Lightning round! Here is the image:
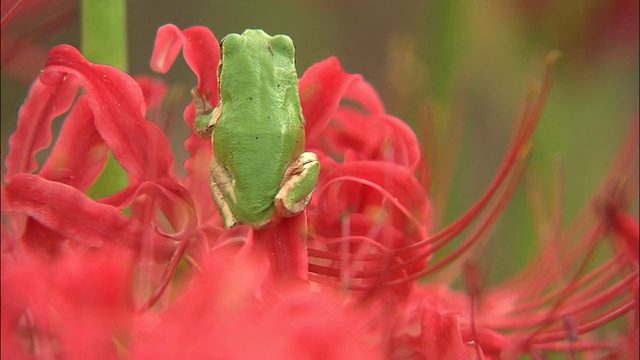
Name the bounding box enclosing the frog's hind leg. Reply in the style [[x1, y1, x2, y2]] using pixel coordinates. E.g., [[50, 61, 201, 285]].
[[275, 152, 321, 217], [210, 158, 239, 228]]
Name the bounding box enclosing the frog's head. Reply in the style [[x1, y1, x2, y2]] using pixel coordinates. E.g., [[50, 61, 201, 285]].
[[221, 29, 295, 62], [217, 29, 299, 99]]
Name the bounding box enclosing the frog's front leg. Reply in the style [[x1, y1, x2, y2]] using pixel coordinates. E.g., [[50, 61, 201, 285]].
[[209, 157, 239, 228], [192, 88, 222, 137], [275, 152, 321, 217]]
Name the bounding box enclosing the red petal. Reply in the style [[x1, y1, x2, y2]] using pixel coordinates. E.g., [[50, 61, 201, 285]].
[[43, 44, 175, 181], [150, 24, 220, 109], [39, 96, 109, 191], [314, 107, 421, 170], [318, 161, 430, 233], [421, 305, 467, 359], [5, 174, 148, 248], [4, 73, 79, 182], [180, 26, 220, 102], [150, 24, 185, 74], [299, 57, 362, 138], [341, 76, 386, 115], [183, 135, 218, 226], [100, 179, 198, 241], [135, 75, 169, 115], [21, 217, 66, 255], [150, 25, 221, 222]]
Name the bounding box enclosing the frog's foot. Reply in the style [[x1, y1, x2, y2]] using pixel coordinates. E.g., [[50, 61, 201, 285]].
[[191, 88, 221, 137], [210, 158, 239, 228], [275, 152, 321, 217]]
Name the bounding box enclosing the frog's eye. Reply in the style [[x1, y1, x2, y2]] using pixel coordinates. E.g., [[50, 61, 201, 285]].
[[271, 35, 295, 57], [220, 33, 241, 54]]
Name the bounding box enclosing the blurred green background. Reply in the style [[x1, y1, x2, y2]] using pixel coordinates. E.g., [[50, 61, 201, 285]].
[[2, 0, 638, 284]]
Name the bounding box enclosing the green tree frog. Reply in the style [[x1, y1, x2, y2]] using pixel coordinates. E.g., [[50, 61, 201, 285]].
[[193, 29, 320, 229]]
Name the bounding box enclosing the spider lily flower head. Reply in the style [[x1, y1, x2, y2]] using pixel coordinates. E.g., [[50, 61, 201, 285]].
[[2, 24, 638, 359]]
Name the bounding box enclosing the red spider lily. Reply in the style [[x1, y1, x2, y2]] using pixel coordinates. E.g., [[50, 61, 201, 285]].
[[2, 24, 638, 359]]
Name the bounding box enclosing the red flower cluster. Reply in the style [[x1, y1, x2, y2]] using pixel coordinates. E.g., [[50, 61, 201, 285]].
[[2, 25, 638, 359]]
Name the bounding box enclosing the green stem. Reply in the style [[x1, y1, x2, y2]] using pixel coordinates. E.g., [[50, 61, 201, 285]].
[[81, 0, 128, 71], [82, 0, 129, 198]]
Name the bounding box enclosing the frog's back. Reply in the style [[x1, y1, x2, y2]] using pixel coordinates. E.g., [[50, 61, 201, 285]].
[[213, 30, 306, 226]]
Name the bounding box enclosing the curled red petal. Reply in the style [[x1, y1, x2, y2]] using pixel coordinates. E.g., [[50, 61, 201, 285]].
[[100, 179, 198, 241], [150, 24, 185, 74], [177, 26, 220, 202], [150, 24, 220, 113], [43, 44, 175, 182], [149, 24, 221, 222], [317, 107, 421, 170], [371, 114, 421, 170], [180, 26, 220, 102], [341, 76, 386, 115], [39, 96, 109, 191], [318, 161, 431, 231], [299, 57, 362, 138], [5, 173, 148, 248], [215, 225, 255, 250], [4, 72, 79, 182]]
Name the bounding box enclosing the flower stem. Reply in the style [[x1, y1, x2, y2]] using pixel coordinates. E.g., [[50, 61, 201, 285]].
[[81, 0, 128, 71], [82, 0, 129, 198], [255, 216, 309, 283]]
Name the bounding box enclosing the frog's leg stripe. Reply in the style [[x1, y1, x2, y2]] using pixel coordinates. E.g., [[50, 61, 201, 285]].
[[210, 157, 239, 228], [276, 152, 320, 217]]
